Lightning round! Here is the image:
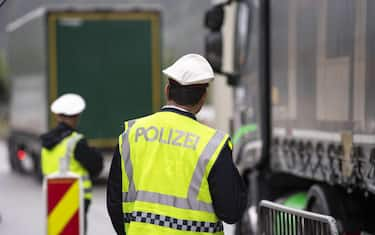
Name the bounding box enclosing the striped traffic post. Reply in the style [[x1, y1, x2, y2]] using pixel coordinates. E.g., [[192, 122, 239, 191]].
[[44, 158, 84, 235]]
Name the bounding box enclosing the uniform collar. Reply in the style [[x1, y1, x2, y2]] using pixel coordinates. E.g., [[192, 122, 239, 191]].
[[40, 122, 75, 149], [161, 105, 196, 120], [58, 121, 76, 132]]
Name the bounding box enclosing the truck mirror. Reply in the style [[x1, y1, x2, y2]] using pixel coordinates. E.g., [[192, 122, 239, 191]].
[[204, 4, 225, 73], [234, 1, 252, 73], [205, 31, 223, 73], [204, 1, 252, 85], [223, 0, 252, 87], [204, 5, 224, 32]]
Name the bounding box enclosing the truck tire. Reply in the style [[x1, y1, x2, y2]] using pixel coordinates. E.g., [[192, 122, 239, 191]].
[[7, 138, 22, 173], [306, 185, 331, 214], [7, 136, 35, 175], [306, 184, 345, 233]]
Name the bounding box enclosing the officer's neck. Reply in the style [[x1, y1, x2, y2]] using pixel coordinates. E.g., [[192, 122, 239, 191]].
[[57, 115, 79, 130], [166, 100, 202, 115]]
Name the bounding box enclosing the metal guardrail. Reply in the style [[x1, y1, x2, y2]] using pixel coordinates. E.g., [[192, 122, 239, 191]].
[[259, 200, 338, 235]]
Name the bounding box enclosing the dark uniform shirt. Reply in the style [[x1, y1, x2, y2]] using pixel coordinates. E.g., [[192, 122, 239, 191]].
[[106, 107, 248, 235], [40, 122, 103, 180]]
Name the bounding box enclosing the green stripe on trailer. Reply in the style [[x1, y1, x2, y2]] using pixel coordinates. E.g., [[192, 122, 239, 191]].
[[283, 192, 308, 210], [232, 123, 257, 145]]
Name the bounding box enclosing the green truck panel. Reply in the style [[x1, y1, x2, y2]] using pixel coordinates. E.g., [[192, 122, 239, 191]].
[[48, 11, 161, 147]]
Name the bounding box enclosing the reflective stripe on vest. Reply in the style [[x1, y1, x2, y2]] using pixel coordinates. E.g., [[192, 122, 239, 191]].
[[65, 135, 92, 199], [121, 124, 225, 213], [122, 120, 137, 202], [64, 133, 83, 166], [124, 211, 224, 233]]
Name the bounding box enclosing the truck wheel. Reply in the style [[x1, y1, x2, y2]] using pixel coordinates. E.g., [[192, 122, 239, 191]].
[[7, 138, 33, 175], [7, 139, 21, 173], [306, 185, 330, 214], [306, 184, 345, 233]]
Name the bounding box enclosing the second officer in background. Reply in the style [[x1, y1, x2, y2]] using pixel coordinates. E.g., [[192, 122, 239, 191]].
[[41, 93, 103, 233]]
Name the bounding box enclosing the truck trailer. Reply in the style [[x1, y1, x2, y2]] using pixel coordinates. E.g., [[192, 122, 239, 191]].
[[205, 0, 375, 234], [6, 5, 161, 179]]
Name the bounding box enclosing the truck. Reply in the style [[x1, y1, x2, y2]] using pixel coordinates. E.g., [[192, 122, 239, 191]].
[[204, 0, 375, 234], [6, 5, 161, 179]]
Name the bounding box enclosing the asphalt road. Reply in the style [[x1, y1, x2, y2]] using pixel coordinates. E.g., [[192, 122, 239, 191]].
[[0, 140, 118, 235], [0, 140, 235, 235]]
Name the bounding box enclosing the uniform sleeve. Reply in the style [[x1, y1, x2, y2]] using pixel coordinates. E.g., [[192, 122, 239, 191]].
[[74, 138, 103, 179], [208, 139, 248, 224], [106, 144, 125, 235]]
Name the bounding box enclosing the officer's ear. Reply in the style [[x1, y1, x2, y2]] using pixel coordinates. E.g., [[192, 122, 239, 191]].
[[165, 83, 170, 100], [198, 89, 208, 107], [201, 89, 208, 102], [193, 90, 208, 114]]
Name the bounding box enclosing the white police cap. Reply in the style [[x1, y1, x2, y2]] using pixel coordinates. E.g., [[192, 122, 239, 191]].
[[162, 54, 214, 86], [51, 93, 86, 116]]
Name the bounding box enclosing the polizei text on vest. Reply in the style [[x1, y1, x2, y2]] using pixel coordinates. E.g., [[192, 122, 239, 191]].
[[135, 126, 200, 150]]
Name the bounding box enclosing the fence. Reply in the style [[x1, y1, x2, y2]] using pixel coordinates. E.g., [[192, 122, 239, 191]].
[[259, 200, 338, 235]]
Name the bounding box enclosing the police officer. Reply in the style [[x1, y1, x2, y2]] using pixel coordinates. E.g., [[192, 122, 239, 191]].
[[107, 54, 247, 235], [41, 93, 103, 233]]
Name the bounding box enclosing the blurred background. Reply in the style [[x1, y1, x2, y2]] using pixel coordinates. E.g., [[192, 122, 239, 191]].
[[3, 0, 375, 235], [0, 0, 213, 129], [0, 0, 210, 54]]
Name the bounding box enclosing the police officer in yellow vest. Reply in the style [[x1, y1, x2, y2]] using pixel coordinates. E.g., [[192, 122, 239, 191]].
[[41, 93, 103, 233], [107, 54, 248, 234]]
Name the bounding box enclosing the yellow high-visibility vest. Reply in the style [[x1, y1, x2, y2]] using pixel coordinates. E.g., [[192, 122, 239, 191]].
[[41, 132, 93, 199], [119, 111, 229, 234]]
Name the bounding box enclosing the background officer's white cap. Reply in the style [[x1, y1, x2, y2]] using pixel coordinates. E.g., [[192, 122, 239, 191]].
[[51, 93, 86, 116], [162, 54, 214, 86]]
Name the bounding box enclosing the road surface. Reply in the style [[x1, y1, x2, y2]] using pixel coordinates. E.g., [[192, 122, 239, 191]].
[[0, 140, 115, 234]]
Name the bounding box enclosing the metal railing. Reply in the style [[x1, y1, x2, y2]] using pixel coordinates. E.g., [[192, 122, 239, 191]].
[[259, 200, 338, 235]]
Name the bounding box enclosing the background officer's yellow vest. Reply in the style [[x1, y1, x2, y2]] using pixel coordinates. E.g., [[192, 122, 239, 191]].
[[41, 132, 93, 199], [120, 112, 229, 234]]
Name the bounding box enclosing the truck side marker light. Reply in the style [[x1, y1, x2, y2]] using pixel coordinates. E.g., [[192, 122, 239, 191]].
[[17, 149, 26, 160]]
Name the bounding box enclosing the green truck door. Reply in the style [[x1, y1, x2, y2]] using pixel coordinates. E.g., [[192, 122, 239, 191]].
[[48, 11, 161, 148]]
